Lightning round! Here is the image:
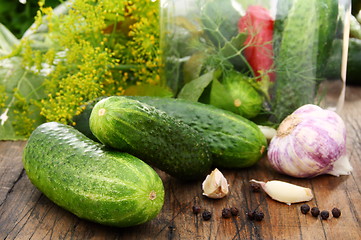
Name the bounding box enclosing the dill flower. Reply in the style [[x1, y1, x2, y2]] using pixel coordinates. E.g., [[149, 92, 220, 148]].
[[1, 0, 163, 138], [38, 0, 162, 124]]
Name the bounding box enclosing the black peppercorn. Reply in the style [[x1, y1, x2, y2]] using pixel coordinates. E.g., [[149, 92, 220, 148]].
[[230, 207, 239, 216], [320, 210, 329, 220], [247, 210, 264, 221], [192, 205, 201, 214], [300, 204, 310, 214], [331, 208, 341, 218], [222, 208, 232, 218], [311, 207, 320, 217], [202, 210, 212, 221], [250, 182, 261, 192], [254, 210, 265, 221]]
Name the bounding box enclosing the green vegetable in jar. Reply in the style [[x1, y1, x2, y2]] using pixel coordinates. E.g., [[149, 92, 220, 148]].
[[221, 71, 263, 119]]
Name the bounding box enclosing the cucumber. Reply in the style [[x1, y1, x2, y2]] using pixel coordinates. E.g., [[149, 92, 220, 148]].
[[23, 122, 164, 227], [89, 96, 212, 181], [127, 96, 267, 168], [325, 38, 361, 86], [273, 0, 339, 122], [76, 96, 267, 168], [221, 71, 263, 119]]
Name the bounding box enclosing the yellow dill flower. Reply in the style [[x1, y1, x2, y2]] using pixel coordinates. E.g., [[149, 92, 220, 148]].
[[3, 0, 163, 134]]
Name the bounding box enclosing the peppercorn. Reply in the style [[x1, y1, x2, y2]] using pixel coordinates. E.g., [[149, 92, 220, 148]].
[[192, 205, 201, 214], [222, 208, 232, 218], [230, 207, 239, 216], [311, 207, 320, 217], [300, 204, 310, 214], [247, 210, 264, 221], [250, 182, 261, 192], [331, 208, 341, 218], [202, 210, 212, 221], [320, 210, 329, 220], [254, 210, 265, 221]]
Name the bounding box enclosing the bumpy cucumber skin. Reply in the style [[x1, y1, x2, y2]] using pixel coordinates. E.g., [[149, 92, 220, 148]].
[[127, 96, 267, 168], [274, 0, 339, 121], [23, 122, 164, 227], [89, 97, 212, 181], [222, 72, 263, 119]]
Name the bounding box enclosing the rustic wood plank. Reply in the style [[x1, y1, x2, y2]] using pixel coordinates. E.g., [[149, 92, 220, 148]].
[[0, 86, 360, 239]]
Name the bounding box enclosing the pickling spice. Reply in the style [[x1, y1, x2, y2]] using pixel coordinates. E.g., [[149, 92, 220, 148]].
[[222, 208, 232, 218], [311, 207, 320, 217], [254, 210, 265, 221], [331, 208, 341, 218], [300, 204, 310, 214], [192, 205, 201, 214], [202, 210, 212, 221], [320, 210, 330, 220], [247, 210, 264, 221]]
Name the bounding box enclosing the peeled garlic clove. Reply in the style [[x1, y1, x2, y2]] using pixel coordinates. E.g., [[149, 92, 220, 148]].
[[250, 179, 313, 205], [202, 168, 229, 199]]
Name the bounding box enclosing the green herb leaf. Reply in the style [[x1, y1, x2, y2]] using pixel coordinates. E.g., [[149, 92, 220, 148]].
[[183, 52, 206, 84], [201, 0, 241, 48], [177, 70, 215, 101], [219, 33, 247, 60], [0, 23, 20, 56]]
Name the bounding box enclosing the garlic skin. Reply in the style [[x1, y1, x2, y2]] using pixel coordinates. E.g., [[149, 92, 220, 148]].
[[250, 179, 313, 205], [268, 104, 353, 178], [202, 168, 229, 199]]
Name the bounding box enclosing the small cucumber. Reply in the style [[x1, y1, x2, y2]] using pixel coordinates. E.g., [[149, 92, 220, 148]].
[[127, 96, 267, 168], [75, 96, 267, 168], [221, 71, 263, 119], [89, 96, 212, 181], [23, 122, 164, 227]]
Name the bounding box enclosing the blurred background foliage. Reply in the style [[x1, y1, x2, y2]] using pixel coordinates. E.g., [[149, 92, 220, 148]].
[[0, 0, 60, 38]]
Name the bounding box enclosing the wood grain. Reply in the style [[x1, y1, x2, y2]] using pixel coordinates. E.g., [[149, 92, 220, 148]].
[[1, 86, 361, 240]]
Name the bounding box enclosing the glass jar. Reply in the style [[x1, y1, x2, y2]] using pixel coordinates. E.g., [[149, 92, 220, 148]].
[[160, 0, 351, 124]]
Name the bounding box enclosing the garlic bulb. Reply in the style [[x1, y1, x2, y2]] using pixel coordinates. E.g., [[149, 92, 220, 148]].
[[202, 168, 229, 199], [250, 179, 313, 205], [268, 104, 353, 178]]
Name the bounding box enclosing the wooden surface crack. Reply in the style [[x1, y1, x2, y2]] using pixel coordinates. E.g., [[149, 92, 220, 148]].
[[0, 169, 25, 208]]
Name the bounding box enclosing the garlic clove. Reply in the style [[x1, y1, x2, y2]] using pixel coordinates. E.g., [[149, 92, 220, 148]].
[[327, 154, 353, 176], [250, 179, 313, 205], [202, 168, 229, 199], [258, 125, 277, 141]]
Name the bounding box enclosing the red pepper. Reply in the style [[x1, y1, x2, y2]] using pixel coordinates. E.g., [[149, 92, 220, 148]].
[[238, 5, 275, 82]]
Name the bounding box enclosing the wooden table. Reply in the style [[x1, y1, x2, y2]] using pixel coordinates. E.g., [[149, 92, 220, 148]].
[[1, 86, 361, 240]]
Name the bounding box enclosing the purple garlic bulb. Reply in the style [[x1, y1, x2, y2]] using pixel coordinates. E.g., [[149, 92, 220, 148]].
[[267, 104, 353, 178]]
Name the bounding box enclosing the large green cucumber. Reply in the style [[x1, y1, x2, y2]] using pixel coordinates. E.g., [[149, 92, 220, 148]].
[[127, 96, 267, 168], [89, 96, 212, 181], [273, 0, 339, 121], [23, 122, 164, 227]]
